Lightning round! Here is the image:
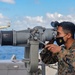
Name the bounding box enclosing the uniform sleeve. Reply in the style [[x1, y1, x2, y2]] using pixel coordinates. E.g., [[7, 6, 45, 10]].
[[40, 48, 58, 64], [58, 47, 75, 68], [70, 49, 75, 68], [57, 47, 68, 60]]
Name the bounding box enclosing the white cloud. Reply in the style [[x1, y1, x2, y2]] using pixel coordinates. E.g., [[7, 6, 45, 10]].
[[1, 12, 75, 30], [0, 13, 10, 26], [46, 13, 63, 19], [11, 12, 75, 30], [11, 13, 75, 29], [0, 13, 4, 18], [45, 12, 75, 23], [25, 16, 44, 23], [0, 0, 15, 4]]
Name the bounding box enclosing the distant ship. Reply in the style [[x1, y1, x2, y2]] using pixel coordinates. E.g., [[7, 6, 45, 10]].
[[0, 22, 10, 29]]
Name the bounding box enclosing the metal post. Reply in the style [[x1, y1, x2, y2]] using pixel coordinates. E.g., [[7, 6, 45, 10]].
[[25, 47, 30, 58], [41, 62, 45, 75]]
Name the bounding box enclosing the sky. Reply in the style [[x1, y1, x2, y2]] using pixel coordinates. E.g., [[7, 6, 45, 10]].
[[0, 0, 75, 30]]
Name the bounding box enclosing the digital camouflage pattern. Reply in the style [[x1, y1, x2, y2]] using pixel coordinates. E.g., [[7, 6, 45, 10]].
[[58, 41, 75, 75], [40, 48, 58, 64], [40, 39, 58, 64], [40, 41, 75, 75]]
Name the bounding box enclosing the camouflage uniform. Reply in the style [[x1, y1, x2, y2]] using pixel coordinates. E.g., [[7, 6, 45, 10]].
[[58, 41, 75, 75], [40, 41, 75, 75]]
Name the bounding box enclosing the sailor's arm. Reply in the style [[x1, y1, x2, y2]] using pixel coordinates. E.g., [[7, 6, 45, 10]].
[[45, 44, 61, 53], [40, 48, 58, 64], [46, 44, 75, 66], [58, 47, 75, 67], [45, 44, 69, 58]]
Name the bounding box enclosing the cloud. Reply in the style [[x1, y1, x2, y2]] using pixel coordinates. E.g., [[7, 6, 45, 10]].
[[0, 13, 4, 18], [11, 12, 75, 30], [0, 0, 15, 4], [0, 13, 10, 25], [45, 12, 75, 23], [1, 12, 75, 30]]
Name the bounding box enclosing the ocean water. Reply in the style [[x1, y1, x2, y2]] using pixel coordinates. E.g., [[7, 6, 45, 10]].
[[0, 46, 24, 60], [0, 41, 57, 60]]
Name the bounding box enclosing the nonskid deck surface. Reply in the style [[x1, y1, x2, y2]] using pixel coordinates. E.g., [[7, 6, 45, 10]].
[[0, 60, 58, 75]]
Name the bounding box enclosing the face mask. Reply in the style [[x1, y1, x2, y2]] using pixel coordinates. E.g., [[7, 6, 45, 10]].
[[56, 37, 65, 46]]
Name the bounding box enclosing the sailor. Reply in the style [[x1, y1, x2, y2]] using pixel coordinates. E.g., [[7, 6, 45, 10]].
[[45, 21, 75, 75]]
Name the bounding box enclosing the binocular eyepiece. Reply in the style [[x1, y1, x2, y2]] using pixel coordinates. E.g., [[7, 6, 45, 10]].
[[51, 21, 59, 28]]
